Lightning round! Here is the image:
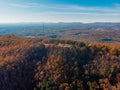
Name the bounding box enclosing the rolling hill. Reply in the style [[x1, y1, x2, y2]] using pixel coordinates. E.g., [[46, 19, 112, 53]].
[[0, 35, 120, 90], [0, 22, 120, 42]]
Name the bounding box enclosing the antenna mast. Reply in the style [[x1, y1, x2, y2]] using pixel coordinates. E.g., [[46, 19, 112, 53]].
[[43, 22, 44, 33]]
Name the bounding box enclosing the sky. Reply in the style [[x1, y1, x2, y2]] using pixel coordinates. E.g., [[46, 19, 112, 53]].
[[0, 0, 120, 23]]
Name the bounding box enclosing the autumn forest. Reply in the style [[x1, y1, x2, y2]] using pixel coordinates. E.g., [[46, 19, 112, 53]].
[[0, 35, 119, 90]]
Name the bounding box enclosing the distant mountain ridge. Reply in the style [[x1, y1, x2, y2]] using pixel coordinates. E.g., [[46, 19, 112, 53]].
[[0, 22, 120, 42]]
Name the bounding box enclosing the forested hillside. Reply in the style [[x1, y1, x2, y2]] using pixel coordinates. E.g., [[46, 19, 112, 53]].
[[0, 35, 120, 90]]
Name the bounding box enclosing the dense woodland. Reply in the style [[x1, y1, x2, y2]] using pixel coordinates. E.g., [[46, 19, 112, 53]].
[[0, 35, 120, 90]]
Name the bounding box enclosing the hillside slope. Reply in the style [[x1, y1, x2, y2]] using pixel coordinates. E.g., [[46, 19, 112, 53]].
[[0, 35, 120, 90]]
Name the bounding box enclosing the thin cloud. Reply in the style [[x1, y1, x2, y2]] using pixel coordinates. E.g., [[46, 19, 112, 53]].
[[9, 3, 43, 8], [9, 3, 120, 15], [39, 11, 120, 16], [50, 5, 120, 13]]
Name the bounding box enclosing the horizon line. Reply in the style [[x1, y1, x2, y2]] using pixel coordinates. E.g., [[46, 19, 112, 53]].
[[0, 21, 120, 24]]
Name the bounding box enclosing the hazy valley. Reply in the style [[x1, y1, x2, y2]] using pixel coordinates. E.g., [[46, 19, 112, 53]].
[[0, 22, 120, 42]]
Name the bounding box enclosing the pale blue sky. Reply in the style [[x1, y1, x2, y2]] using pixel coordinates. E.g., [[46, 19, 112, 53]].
[[0, 0, 120, 23]]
